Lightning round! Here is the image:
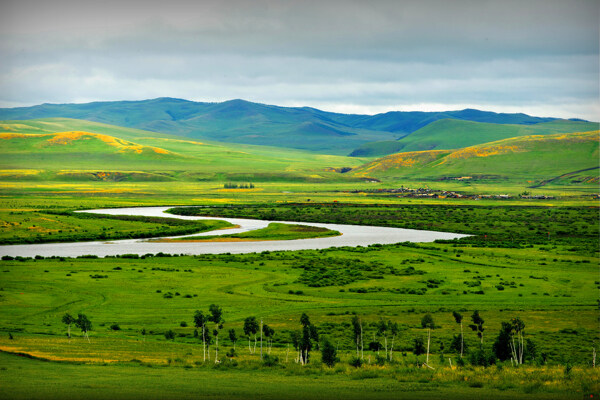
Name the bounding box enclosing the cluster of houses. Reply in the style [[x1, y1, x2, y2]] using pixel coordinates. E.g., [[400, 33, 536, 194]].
[[343, 187, 556, 200]]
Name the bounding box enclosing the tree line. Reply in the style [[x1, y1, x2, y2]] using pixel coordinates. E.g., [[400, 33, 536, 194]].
[[61, 308, 554, 368]]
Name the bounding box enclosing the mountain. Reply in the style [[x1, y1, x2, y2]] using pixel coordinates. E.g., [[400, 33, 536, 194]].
[[351, 130, 599, 182], [350, 119, 600, 156], [0, 118, 365, 182], [0, 98, 581, 155]]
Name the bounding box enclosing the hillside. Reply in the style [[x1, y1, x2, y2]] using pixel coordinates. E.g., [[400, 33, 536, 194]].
[[350, 119, 600, 156], [0, 119, 366, 182], [352, 130, 600, 183], [0, 98, 575, 155]]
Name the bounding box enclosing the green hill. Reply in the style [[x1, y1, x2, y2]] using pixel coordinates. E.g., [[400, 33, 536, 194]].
[[352, 130, 599, 183], [0, 119, 366, 182], [351, 119, 599, 156], [0, 98, 581, 155]]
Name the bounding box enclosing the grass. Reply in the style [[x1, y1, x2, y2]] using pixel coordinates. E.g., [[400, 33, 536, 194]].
[[353, 130, 600, 182], [0, 169, 597, 398], [389, 119, 599, 152], [0, 119, 368, 181], [158, 222, 340, 242]]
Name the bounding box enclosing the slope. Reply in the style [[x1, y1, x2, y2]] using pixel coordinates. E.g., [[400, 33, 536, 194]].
[[0, 119, 366, 182], [0, 98, 582, 155], [350, 119, 599, 156], [352, 130, 600, 182]]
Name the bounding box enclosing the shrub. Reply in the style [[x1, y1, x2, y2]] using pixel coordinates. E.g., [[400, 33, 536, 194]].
[[262, 354, 279, 367], [110, 324, 120, 331], [349, 357, 362, 368], [180, 321, 188, 327], [164, 330, 175, 340], [321, 337, 338, 367]]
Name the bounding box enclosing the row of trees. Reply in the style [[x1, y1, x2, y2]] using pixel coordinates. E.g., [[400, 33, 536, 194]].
[[60, 308, 535, 368]]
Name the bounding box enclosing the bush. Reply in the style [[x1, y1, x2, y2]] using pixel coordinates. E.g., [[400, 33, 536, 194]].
[[469, 347, 496, 367], [349, 357, 362, 368], [180, 321, 188, 327], [110, 324, 120, 331], [262, 354, 279, 367], [164, 330, 175, 340], [321, 337, 338, 367], [226, 348, 237, 358]]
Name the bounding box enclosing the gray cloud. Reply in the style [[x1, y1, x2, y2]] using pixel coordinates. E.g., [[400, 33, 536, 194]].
[[0, 0, 598, 119]]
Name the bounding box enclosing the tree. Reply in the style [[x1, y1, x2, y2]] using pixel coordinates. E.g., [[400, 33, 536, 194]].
[[321, 336, 338, 367], [510, 317, 525, 365], [469, 310, 485, 345], [389, 321, 399, 361], [208, 304, 223, 363], [194, 310, 207, 361], [243, 316, 259, 354], [421, 314, 435, 366], [228, 328, 238, 351], [299, 313, 318, 364], [351, 315, 363, 359], [377, 319, 389, 359], [413, 337, 425, 364], [492, 322, 513, 362], [452, 311, 464, 358], [290, 330, 301, 363], [75, 313, 92, 343], [263, 324, 275, 354], [421, 313, 434, 329], [61, 313, 75, 340], [493, 318, 526, 365]]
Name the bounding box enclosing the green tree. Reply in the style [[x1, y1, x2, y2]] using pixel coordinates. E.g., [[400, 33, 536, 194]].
[[321, 336, 338, 367], [228, 328, 238, 351], [243, 316, 259, 354], [351, 315, 363, 359], [414, 337, 426, 364], [194, 310, 207, 361], [469, 310, 485, 345], [452, 311, 464, 358], [421, 314, 435, 365], [263, 324, 275, 354], [208, 304, 224, 363], [299, 313, 318, 364], [75, 313, 92, 343], [61, 313, 75, 340]]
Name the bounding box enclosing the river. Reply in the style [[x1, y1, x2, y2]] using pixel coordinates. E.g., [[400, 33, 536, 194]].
[[0, 206, 469, 257]]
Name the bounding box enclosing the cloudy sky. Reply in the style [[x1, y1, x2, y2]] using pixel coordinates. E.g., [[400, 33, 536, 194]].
[[0, 0, 598, 119]]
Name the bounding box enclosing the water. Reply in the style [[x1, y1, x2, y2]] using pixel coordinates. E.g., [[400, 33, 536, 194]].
[[0, 206, 469, 257]]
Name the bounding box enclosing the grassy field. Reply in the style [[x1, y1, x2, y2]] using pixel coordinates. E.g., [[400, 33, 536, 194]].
[[158, 222, 340, 242], [0, 162, 598, 399], [0, 118, 368, 182], [353, 131, 599, 182]]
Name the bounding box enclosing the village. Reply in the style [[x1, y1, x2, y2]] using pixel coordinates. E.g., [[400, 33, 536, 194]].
[[343, 187, 557, 200]]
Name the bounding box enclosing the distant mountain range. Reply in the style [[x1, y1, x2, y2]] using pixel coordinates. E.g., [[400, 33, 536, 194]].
[[0, 98, 595, 155]]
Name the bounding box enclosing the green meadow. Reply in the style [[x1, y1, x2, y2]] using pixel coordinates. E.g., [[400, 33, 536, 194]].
[[0, 116, 598, 399]]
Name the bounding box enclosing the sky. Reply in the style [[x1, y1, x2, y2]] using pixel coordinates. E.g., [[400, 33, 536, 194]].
[[0, 0, 598, 120]]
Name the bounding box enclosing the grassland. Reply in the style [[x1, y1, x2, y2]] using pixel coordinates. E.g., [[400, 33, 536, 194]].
[[352, 130, 599, 183], [0, 119, 368, 182], [393, 119, 599, 151], [0, 239, 597, 398], [0, 110, 598, 399], [158, 223, 340, 242]]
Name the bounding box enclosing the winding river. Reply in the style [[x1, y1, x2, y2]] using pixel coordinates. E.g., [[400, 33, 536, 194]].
[[0, 206, 469, 257]]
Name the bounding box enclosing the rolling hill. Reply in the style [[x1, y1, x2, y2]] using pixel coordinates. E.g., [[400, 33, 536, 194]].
[[350, 119, 600, 156], [0, 118, 367, 182], [0, 98, 579, 155], [352, 130, 600, 183]]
